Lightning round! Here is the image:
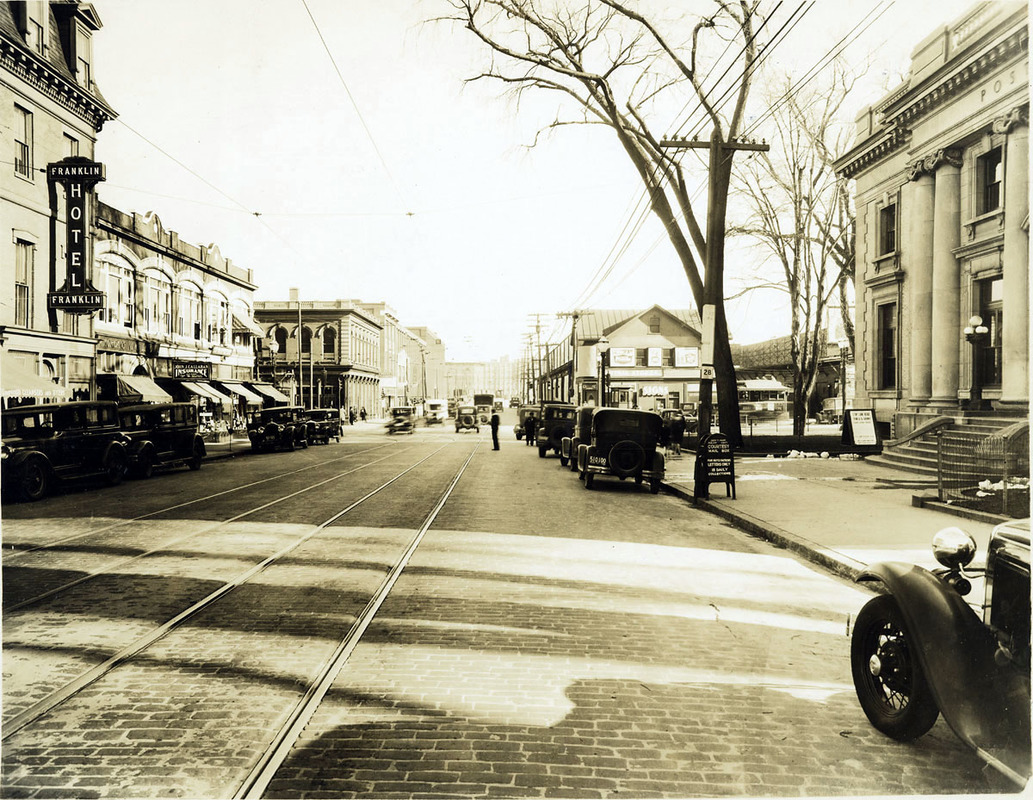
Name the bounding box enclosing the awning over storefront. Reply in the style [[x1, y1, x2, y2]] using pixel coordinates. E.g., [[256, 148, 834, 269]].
[[1, 360, 71, 400], [248, 383, 290, 403], [180, 381, 234, 408], [116, 374, 173, 404], [232, 310, 265, 337], [218, 381, 263, 404]]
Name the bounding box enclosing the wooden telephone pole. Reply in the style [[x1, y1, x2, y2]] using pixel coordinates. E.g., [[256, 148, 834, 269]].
[[659, 131, 769, 440]]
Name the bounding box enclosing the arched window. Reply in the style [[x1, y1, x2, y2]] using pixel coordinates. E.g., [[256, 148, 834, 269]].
[[301, 326, 312, 354], [322, 327, 336, 356], [274, 327, 288, 353]]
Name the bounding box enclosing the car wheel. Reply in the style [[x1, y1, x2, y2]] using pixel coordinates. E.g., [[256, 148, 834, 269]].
[[538, 446, 546, 458], [104, 447, 128, 486], [559, 454, 569, 467], [287, 436, 296, 451], [136, 451, 155, 480], [18, 457, 50, 502], [584, 472, 594, 489], [516, 431, 523, 440], [189, 442, 204, 471], [609, 440, 645, 477], [851, 594, 939, 741], [650, 478, 661, 494]]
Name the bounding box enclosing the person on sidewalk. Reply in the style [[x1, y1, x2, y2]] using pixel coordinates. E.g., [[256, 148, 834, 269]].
[[348, 407, 356, 425], [524, 413, 537, 446], [359, 406, 367, 422], [490, 412, 500, 450], [669, 411, 685, 457]]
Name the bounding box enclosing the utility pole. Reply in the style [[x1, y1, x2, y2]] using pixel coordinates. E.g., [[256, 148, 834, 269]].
[[555, 310, 584, 404], [659, 132, 769, 440]]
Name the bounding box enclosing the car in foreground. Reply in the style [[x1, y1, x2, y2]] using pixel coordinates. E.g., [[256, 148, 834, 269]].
[[2, 401, 131, 502], [119, 403, 205, 478], [851, 519, 1030, 787], [305, 408, 342, 444], [537, 402, 575, 458], [577, 408, 665, 493], [247, 406, 309, 453]]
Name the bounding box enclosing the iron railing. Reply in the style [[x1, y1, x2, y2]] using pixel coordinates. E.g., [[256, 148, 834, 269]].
[[936, 422, 1029, 518]]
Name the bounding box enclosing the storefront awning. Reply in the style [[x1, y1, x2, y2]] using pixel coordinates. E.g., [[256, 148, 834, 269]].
[[1, 360, 71, 400], [117, 374, 173, 404], [248, 383, 290, 403], [180, 381, 233, 408], [232, 310, 265, 337], [218, 381, 263, 404]]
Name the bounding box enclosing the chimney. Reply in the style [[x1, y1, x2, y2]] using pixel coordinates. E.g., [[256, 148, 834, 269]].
[[289, 287, 299, 303]]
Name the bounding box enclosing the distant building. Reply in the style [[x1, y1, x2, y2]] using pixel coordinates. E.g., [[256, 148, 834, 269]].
[[835, 1, 1028, 436]]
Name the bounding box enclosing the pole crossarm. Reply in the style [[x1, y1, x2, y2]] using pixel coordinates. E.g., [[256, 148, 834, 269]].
[[659, 138, 770, 152]]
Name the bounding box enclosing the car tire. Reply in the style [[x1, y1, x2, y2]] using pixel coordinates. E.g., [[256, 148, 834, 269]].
[[136, 450, 155, 480], [516, 431, 523, 440], [609, 440, 645, 477], [287, 435, 296, 451], [189, 442, 204, 471], [650, 478, 661, 494], [104, 447, 128, 486], [17, 457, 50, 502], [538, 446, 546, 458], [584, 472, 594, 489], [851, 594, 939, 741]]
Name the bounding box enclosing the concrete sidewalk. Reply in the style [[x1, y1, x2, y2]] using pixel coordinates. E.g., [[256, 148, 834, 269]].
[[661, 452, 1000, 581]]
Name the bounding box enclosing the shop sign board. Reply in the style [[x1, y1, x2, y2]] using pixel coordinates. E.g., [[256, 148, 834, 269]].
[[694, 432, 736, 501], [842, 409, 882, 451], [674, 347, 699, 367], [609, 347, 636, 368], [647, 347, 663, 367], [173, 361, 212, 380], [47, 158, 106, 314]]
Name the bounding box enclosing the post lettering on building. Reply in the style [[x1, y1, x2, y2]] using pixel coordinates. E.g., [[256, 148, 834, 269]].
[[47, 157, 106, 314]]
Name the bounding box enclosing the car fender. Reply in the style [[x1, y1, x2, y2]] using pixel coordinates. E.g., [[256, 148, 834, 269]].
[[6, 447, 49, 471], [858, 562, 1031, 782], [652, 450, 665, 474], [192, 435, 207, 456]]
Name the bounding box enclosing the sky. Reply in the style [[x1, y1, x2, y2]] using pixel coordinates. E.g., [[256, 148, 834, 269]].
[[91, 0, 980, 362]]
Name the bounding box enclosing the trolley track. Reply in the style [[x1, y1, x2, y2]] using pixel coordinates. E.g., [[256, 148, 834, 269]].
[[2, 440, 480, 752]]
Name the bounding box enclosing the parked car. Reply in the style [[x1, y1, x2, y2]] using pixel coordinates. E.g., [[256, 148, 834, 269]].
[[304, 408, 342, 444], [386, 406, 416, 435], [561, 406, 595, 471], [514, 405, 539, 440], [2, 401, 132, 502], [247, 406, 308, 453], [537, 403, 576, 458], [851, 519, 1030, 787], [455, 405, 479, 433], [118, 403, 205, 478], [577, 408, 665, 493]]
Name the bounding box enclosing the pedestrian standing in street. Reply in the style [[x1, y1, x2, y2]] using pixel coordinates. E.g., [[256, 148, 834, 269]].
[[359, 407, 367, 422], [348, 407, 356, 425], [524, 413, 537, 446], [669, 410, 685, 457], [490, 412, 500, 450]]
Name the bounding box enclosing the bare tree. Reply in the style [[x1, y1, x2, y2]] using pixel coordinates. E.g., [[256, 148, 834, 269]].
[[729, 64, 858, 436], [440, 0, 763, 447]]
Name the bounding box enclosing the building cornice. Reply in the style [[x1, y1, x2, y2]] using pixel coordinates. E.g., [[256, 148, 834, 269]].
[[836, 125, 910, 180], [0, 38, 116, 131]]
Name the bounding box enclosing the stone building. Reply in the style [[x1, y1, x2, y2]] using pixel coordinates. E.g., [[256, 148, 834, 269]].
[[835, 1, 1028, 436], [1, 0, 115, 403]]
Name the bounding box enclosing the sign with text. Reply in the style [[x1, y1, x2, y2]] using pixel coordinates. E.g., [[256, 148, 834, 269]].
[[173, 361, 212, 381], [47, 158, 106, 314], [674, 347, 699, 368], [842, 409, 882, 450], [608, 347, 636, 368], [647, 347, 663, 367], [694, 432, 736, 501]]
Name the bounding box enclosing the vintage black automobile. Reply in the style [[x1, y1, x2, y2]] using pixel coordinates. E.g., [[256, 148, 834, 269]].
[[118, 403, 206, 478], [386, 406, 415, 435], [247, 406, 309, 453], [537, 402, 576, 459], [513, 405, 538, 440], [2, 401, 132, 502], [576, 408, 665, 493], [455, 405, 479, 433], [305, 408, 342, 444], [851, 520, 1030, 787], [561, 406, 595, 471]]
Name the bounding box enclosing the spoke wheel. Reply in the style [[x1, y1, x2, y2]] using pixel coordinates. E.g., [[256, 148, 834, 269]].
[[851, 594, 939, 740], [19, 458, 49, 502], [136, 451, 154, 480], [105, 448, 128, 486]]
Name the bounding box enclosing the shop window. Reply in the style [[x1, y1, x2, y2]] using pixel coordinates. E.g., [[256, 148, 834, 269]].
[[878, 202, 897, 255], [15, 240, 33, 327], [14, 105, 32, 178], [979, 278, 1003, 386], [978, 147, 1003, 214], [877, 302, 897, 390]]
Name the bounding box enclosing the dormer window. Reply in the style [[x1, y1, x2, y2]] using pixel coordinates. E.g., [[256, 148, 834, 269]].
[[75, 26, 92, 90], [26, 2, 47, 55]]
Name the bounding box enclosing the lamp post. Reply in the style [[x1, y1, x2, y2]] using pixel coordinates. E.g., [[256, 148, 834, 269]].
[[597, 336, 610, 408], [268, 340, 280, 394], [963, 315, 990, 411]]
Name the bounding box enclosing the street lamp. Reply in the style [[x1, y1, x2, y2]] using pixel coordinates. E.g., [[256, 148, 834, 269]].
[[597, 336, 610, 408], [963, 314, 990, 411]]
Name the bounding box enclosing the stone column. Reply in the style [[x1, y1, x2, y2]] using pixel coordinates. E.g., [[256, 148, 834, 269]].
[[1000, 117, 1029, 407], [907, 170, 936, 405], [929, 152, 962, 407]]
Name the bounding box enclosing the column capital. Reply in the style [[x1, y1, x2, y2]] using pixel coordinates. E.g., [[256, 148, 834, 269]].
[[992, 105, 1029, 134], [907, 147, 964, 181]]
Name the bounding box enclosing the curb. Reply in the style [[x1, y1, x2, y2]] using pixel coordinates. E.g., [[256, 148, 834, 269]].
[[661, 480, 868, 584]]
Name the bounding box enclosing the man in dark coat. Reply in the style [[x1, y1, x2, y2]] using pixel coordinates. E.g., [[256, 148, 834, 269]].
[[490, 412, 500, 450], [668, 411, 686, 456], [524, 413, 537, 446]]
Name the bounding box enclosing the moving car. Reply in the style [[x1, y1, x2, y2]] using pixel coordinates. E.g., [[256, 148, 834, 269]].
[[851, 520, 1030, 787], [561, 406, 595, 471], [118, 402, 205, 478], [247, 406, 309, 453], [514, 405, 539, 440], [537, 403, 576, 458], [455, 405, 479, 433], [425, 399, 448, 425], [577, 408, 665, 493], [2, 401, 132, 502], [305, 408, 342, 444], [386, 406, 416, 435]]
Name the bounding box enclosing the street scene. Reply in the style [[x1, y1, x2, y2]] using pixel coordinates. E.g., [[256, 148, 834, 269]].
[[1, 0, 1029, 798]]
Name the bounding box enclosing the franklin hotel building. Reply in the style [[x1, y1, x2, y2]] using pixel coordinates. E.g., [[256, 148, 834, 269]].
[[836, 1, 1028, 437]]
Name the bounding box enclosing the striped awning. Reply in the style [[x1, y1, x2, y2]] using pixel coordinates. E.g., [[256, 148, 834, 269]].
[[218, 381, 263, 404], [117, 374, 173, 404], [248, 383, 290, 403], [180, 381, 233, 408]]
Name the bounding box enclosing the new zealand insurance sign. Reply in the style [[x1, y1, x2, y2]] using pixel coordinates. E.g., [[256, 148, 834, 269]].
[[47, 158, 105, 314]]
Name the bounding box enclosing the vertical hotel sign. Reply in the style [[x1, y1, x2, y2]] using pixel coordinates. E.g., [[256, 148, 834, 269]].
[[47, 158, 105, 313]]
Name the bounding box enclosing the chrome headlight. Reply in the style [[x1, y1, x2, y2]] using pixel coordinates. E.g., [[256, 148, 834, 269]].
[[933, 526, 978, 570]]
